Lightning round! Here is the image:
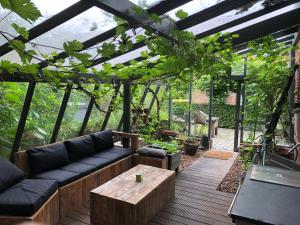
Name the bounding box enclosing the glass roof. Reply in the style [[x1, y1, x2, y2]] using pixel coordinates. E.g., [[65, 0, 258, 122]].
[[129, 0, 163, 9], [1, 6, 117, 64], [0, 0, 79, 45], [167, 0, 224, 21]]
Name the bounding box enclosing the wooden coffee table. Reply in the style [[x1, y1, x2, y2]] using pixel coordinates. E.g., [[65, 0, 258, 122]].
[[90, 164, 175, 225]]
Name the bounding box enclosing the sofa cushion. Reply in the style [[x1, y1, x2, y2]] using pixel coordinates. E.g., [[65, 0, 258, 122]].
[[0, 179, 57, 217], [27, 142, 70, 175], [91, 129, 114, 152], [60, 162, 97, 177], [32, 169, 81, 187], [138, 146, 167, 159], [65, 135, 95, 162], [77, 157, 112, 169], [106, 146, 134, 157], [0, 158, 24, 193]]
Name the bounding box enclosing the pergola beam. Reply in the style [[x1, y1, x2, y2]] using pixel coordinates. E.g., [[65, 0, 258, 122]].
[[0, 1, 93, 57], [90, 0, 177, 40]]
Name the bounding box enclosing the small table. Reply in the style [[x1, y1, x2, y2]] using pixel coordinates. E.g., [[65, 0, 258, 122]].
[[229, 165, 300, 225], [90, 164, 175, 225]]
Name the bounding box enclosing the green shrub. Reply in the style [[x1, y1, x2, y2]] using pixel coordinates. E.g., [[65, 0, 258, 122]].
[[192, 100, 236, 129]]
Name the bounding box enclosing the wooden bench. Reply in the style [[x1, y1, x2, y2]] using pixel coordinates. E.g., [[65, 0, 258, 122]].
[[2, 131, 139, 225]]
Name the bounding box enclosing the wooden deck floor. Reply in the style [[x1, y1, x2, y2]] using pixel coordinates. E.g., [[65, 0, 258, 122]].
[[57, 154, 237, 225]]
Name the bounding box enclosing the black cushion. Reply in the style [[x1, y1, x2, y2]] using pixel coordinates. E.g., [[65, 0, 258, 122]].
[[0, 179, 57, 216], [138, 146, 167, 159], [32, 169, 80, 187], [65, 135, 96, 162], [27, 142, 70, 175], [77, 157, 112, 169], [0, 158, 24, 193], [91, 129, 114, 152], [60, 162, 97, 177]]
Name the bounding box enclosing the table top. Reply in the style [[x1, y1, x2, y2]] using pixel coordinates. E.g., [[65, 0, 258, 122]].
[[229, 165, 300, 225], [91, 164, 175, 205]]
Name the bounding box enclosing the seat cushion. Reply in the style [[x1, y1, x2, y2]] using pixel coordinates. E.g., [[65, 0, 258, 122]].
[[77, 157, 112, 169], [27, 142, 70, 175], [0, 158, 24, 193], [91, 129, 114, 152], [32, 169, 81, 187], [94, 146, 134, 162], [60, 162, 97, 177], [138, 146, 167, 159], [0, 179, 57, 217], [65, 135, 95, 162]]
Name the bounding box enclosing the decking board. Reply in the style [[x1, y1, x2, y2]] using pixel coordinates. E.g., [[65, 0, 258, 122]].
[[56, 153, 237, 225]]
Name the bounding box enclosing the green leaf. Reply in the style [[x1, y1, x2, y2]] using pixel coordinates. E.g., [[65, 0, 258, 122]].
[[63, 40, 84, 54], [12, 23, 29, 39], [175, 10, 188, 20], [149, 14, 161, 23], [135, 34, 146, 43], [0, 0, 42, 23], [232, 34, 239, 38], [101, 43, 116, 58]]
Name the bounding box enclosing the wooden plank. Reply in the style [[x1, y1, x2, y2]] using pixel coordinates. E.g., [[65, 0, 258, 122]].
[[90, 165, 175, 225]]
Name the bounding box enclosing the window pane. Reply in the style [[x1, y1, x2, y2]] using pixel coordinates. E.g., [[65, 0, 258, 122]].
[[0, 82, 28, 158], [20, 84, 64, 149], [57, 84, 94, 141], [0, 0, 80, 45]]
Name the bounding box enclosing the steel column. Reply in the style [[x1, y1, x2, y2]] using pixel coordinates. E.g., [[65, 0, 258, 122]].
[[101, 84, 121, 131], [50, 84, 72, 143], [188, 82, 192, 136], [79, 85, 99, 136], [168, 84, 173, 129], [234, 81, 242, 152], [208, 78, 213, 140], [10, 82, 36, 162], [122, 82, 131, 148]]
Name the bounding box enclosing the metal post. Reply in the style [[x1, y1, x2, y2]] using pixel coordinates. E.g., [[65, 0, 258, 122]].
[[208, 78, 213, 140], [101, 84, 121, 131], [188, 82, 192, 136], [168, 84, 173, 129], [149, 85, 161, 113], [50, 84, 72, 143], [10, 82, 36, 162], [122, 81, 131, 147], [240, 58, 247, 143], [234, 81, 242, 152], [240, 83, 246, 143], [79, 85, 99, 136]]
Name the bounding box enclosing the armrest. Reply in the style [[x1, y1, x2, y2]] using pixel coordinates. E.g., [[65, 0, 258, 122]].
[[112, 131, 139, 151]]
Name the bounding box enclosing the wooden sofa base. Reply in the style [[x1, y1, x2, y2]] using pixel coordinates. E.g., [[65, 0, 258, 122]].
[[59, 155, 133, 217], [133, 154, 168, 169], [0, 191, 59, 225]]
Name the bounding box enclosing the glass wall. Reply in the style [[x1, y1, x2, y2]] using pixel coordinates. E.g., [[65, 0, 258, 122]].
[[0, 82, 28, 157]]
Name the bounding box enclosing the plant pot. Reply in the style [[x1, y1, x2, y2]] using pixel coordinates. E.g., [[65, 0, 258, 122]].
[[167, 150, 181, 172], [184, 141, 199, 156], [201, 135, 210, 150]]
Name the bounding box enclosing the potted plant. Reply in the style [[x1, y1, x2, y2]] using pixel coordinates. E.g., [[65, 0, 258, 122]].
[[148, 139, 182, 172], [184, 137, 199, 156]]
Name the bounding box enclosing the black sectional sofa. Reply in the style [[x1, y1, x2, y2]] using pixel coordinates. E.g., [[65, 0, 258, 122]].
[[0, 129, 139, 225]]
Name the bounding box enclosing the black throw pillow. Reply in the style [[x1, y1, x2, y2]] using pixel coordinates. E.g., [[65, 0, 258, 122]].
[[138, 146, 167, 159], [64, 135, 96, 162], [27, 142, 70, 175], [91, 129, 114, 152], [0, 157, 24, 192]]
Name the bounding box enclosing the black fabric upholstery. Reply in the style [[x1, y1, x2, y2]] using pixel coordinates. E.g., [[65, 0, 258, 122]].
[[64, 135, 95, 162], [138, 146, 167, 159], [60, 162, 97, 177], [91, 129, 114, 152], [0, 158, 24, 193], [0, 179, 57, 216], [27, 142, 70, 175], [32, 169, 80, 187], [77, 157, 112, 169]]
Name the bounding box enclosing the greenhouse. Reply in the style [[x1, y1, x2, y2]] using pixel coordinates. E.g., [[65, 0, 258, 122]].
[[0, 0, 299, 225]]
